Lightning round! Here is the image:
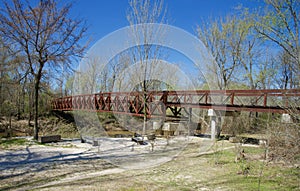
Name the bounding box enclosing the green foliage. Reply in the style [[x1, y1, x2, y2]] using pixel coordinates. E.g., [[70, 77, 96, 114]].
[[237, 158, 251, 176], [203, 146, 299, 190], [0, 138, 29, 149], [228, 82, 251, 90]]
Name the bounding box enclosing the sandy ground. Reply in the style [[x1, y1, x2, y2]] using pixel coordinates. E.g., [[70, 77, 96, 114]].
[[0, 136, 216, 191], [2, 136, 298, 191]]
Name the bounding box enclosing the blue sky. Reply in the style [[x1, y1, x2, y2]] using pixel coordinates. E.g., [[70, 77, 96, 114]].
[[66, 0, 265, 82], [69, 0, 263, 46], [0, 0, 267, 86]]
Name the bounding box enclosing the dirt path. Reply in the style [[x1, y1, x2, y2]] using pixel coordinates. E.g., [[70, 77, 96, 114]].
[[3, 137, 264, 191], [30, 138, 228, 191], [0, 139, 113, 190], [0, 137, 217, 190], [1, 137, 298, 191]]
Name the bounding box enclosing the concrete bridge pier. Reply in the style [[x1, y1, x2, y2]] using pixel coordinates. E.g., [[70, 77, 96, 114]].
[[211, 117, 216, 141], [208, 109, 216, 140], [188, 107, 192, 136], [281, 113, 292, 123]]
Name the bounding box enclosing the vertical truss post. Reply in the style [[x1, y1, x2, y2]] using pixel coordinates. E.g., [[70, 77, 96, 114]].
[[94, 94, 98, 110], [161, 91, 168, 122], [263, 93, 268, 107], [107, 93, 111, 111], [205, 92, 208, 104], [231, 93, 235, 105]]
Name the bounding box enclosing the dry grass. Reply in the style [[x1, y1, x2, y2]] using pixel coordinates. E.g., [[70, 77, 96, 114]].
[[1, 138, 298, 191]]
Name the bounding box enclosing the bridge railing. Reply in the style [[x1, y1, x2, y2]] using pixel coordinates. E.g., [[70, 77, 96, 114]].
[[52, 89, 300, 116]]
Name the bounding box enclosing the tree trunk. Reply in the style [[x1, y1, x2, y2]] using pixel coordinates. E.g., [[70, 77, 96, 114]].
[[0, 80, 2, 107], [17, 85, 21, 120], [33, 61, 44, 140], [8, 112, 12, 138], [28, 88, 33, 127], [33, 79, 39, 140], [33, 66, 43, 140], [142, 79, 147, 140]]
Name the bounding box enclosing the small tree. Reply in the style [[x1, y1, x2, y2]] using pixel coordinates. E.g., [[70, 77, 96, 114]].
[[0, 0, 87, 140], [126, 0, 167, 139]]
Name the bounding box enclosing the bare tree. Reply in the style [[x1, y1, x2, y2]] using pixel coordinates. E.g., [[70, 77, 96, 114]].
[[253, 0, 300, 165], [85, 57, 102, 94], [0, 0, 87, 140], [235, 14, 261, 90], [276, 50, 297, 89], [126, 0, 168, 138], [255, 0, 299, 86], [0, 38, 11, 109], [112, 54, 131, 92], [197, 16, 243, 90], [255, 54, 277, 89], [0, 38, 27, 118], [106, 54, 131, 92]]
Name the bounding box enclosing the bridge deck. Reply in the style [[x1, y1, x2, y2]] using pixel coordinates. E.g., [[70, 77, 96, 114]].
[[52, 89, 300, 117]]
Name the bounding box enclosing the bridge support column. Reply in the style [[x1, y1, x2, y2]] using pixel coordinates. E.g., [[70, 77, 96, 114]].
[[188, 108, 192, 136], [208, 109, 216, 140], [211, 117, 216, 141], [281, 113, 292, 123]]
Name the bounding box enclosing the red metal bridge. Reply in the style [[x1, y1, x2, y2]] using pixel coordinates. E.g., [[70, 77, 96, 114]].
[[52, 89, 300, 118]]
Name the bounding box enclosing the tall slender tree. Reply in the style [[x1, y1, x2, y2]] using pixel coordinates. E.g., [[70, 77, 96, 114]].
[[126, 0, 168, 139], [0, 0, 87, 140]]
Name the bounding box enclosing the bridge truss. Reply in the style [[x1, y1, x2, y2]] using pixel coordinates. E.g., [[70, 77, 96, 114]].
[[52, 89, 300, 118]]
